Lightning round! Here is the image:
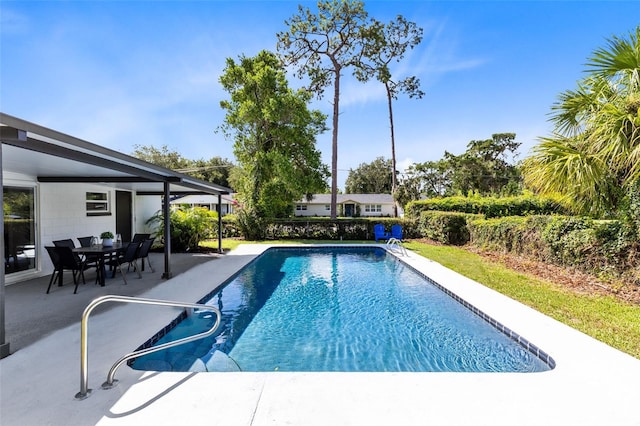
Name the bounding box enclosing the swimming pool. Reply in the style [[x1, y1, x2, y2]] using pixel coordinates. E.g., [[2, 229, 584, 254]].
[[131, 247, 554, 373]]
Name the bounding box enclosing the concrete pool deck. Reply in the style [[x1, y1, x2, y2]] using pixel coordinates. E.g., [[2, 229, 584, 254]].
[[1, 244, 640, 425]]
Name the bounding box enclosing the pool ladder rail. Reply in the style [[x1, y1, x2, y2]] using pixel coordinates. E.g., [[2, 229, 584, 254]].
[[385, 237, 408, 256], [74, 295, 222, 400]]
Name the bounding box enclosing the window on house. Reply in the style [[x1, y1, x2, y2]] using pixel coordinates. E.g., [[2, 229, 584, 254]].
[[86, 191, 111, 216], [4, 185, 37, 274], [296, 204, 307, 211], [364, 204, 382, 213], [325, 205, 330, 210]]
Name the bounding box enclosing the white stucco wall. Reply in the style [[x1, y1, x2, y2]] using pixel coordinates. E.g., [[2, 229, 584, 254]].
[[39, 183, 118, 275], [135, 195, 162, 235]]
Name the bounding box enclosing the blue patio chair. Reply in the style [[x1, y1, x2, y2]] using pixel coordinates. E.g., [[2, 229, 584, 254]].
[[391, 224, 403, 241], [373, 223, 389, 242]]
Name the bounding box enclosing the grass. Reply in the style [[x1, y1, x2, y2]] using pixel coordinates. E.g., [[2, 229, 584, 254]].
[[201, 237, 640, 359]]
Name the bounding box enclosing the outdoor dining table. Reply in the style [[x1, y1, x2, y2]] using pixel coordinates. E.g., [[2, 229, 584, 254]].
[[72, 242, 127, 286]]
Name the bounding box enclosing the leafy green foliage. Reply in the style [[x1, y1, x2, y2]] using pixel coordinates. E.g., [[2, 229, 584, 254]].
[[405, 194, 566, 219], [132, 144, 234, 188], [418, 211, 481, 245], [397, 133, 523, 205], [344, 157, 394, 194], [523, 26, 640, 217], [146, 206, 218, 252], [219, 50, 329, 237]]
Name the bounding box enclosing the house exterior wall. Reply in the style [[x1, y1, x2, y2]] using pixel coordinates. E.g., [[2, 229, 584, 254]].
[[135, 195, 162, 235], [294, 204, 329, 217], [39, 183, 118, 276], [293, 201, 398, 217]]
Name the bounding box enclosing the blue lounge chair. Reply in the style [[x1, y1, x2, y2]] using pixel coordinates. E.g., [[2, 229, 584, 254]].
[[391, 224, 403, 241], [374, 223, 389, 242]]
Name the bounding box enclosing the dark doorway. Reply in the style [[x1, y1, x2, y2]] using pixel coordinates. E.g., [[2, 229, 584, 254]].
[[344, 203, 355, 217], [115, 191, 132, 242]]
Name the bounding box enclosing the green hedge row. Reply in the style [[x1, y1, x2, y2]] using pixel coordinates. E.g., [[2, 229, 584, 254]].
[[406, 195, 566, 219], [467, 215, 639, 279], [417, 211, 482, 245], [221, 216, 419, 241]]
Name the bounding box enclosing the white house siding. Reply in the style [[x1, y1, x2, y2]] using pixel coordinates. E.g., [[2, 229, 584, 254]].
[[295, 204, 329, 217], [39, 183, 118, 276], [135, 195, 162, 235]]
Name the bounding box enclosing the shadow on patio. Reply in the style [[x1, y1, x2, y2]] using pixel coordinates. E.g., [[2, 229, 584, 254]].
[[4, 251, 221, 354]]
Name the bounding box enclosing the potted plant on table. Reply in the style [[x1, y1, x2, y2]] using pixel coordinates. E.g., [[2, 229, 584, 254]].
[[100, 231, 114, 246]]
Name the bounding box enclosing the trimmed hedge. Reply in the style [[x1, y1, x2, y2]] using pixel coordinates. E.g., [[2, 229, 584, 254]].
[[467, 215, 639, 280], [418, 211, 483, 245], [406, 195, 566, 219], [222, 217, 419, 241]]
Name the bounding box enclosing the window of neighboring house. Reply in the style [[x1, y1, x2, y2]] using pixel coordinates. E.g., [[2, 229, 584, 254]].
[[364, 204, 382, 213], [86, 191, 111, 216], [296, 204, 307, 211], [325, 205, 330, 210]]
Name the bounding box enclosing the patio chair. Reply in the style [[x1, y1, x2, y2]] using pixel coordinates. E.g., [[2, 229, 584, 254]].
[[77, 236, 102, 279], [390, 224, 403, 241], [46, 246, 88, 294], [373, 223, 389, 242], [107, 241, 142, 285], [134, 238, 155, 273], [132, 233, 151, 243], [53, 238, 87, 267]]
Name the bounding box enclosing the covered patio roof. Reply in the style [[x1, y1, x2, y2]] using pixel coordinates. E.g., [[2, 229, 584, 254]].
[[0, 112, 233, 358]]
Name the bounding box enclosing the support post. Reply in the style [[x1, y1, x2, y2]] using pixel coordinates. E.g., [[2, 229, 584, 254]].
[[161, 182, 172, 279], [217, 194, 223, 254], [0, 141, 10, 358]]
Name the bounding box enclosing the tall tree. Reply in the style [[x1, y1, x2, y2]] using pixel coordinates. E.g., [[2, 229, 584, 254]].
[[523, 26, 640, 217], [277, 0, 370, 219], [345, 157, 394, 194], [358, 15, 424, 215], [218, 50, 329, 237]]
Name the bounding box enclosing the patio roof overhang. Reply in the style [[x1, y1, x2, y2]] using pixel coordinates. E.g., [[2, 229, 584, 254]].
[[0, 112, 233, 358]]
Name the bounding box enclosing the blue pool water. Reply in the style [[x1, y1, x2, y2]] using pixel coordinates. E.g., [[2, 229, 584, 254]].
[[131, 247, 553, 373]]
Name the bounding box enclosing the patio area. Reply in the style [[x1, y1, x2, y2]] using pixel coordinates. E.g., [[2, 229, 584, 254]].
[[1, 245, 640, 425]]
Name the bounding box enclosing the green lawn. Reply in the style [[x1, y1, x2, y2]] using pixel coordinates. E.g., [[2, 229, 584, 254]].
[[202, 238, 640, 359]]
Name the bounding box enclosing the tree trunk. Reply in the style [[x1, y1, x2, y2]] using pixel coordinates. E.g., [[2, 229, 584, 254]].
[[330, 71, 341, 219], [386, 83, 398, 217]]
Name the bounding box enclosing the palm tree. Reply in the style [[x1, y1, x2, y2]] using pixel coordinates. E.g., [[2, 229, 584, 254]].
[[523, 26, 640, 217]]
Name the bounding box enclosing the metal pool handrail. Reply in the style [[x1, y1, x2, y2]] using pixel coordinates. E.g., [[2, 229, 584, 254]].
[[386, 238, 408, 256], [74, 295, 221, 400]]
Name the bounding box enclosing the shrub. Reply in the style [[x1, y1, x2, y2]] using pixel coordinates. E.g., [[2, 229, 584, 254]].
[[418, 211, 482, 245], [146, 206, 218, 251], [468, 215, 552, 257], [406, 194, 565, 219]]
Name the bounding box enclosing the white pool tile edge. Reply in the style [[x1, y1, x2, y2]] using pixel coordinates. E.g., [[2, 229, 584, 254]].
[[1, 244, 639, 426]]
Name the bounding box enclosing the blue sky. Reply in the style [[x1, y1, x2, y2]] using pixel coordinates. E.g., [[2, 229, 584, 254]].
[[2, 0, 639, 190]]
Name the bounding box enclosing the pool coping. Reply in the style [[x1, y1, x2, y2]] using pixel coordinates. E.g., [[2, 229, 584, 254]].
[[2, 243, 640, 425]]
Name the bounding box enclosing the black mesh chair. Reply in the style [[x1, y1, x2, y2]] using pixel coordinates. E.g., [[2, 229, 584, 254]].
[[107, 242, 142, 285], [135, 238, 155, 273], [132, 233, 150, 243], [76, 236, 101, 281], [46, 245, 89, 294]]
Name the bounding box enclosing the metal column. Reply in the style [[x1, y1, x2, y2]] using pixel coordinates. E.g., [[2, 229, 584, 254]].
[[161, 181, 172, 279]]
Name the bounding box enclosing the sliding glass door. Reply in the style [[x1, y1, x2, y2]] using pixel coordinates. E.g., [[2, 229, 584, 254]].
[[3, 186, 36, 275]]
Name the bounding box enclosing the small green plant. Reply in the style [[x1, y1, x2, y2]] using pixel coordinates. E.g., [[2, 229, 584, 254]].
[[146, 206, 218, 251], [100, 231, 114, 239]]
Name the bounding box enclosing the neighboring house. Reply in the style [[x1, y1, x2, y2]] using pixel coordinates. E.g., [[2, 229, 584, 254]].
[[294, 194, 402, 217], [169, 193, 236, 216], [1, 113, 232, 358]]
